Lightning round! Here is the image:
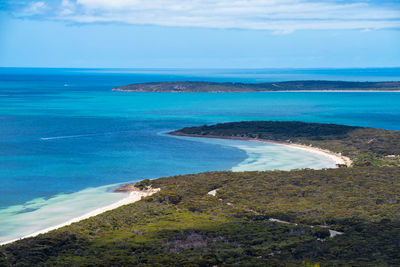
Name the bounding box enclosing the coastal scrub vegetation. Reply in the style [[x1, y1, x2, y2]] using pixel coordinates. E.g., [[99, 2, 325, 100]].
[[172, 121, 400, 167], [1, 121, 400, 266], [1, 168, 399, 266], [113, 81, 400, 92]]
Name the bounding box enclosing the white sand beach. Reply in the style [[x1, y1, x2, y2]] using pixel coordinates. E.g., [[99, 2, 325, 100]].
[[168, 132, 351, 169], [0, 188, 159, 246], [251, 139, 352, 167]]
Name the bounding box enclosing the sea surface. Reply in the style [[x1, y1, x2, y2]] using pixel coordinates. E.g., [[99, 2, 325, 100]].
[[1, 67, 400, 243]]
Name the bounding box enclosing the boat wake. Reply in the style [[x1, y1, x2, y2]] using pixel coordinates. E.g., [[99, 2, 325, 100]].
[[40, 131, 135, 140], [40, 134, 100, 140]]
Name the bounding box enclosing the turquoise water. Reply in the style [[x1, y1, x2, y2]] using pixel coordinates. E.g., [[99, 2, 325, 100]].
[[1, 67, 400, 243]]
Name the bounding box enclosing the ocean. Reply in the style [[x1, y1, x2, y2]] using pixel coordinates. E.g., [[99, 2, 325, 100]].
[[1, 67, 400, 243]]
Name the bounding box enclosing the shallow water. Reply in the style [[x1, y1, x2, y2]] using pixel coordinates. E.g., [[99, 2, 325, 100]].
[[1, 67, 400, 243], [0, 184, 127, 244], [169, 135, 338, 171]]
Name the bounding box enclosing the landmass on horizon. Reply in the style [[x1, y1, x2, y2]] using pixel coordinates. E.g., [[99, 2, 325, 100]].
[[113, 80, 400, 92]]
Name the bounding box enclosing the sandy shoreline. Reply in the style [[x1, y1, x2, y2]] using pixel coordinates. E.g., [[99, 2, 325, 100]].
[[1, 132, 350, 246], [169, 132, 352, 167], [0, 188, 159, 246]]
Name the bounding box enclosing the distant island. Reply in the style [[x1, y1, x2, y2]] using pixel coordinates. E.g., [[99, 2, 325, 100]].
[[2, 121, 399, 266], [113, 81, 400, 92]]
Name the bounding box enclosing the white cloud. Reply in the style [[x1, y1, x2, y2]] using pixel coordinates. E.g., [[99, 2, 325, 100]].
[[60, 0, 75, 16], [25, 0, 400, 32], [22, 1, 47, 15], [76, 0, 141, 10]]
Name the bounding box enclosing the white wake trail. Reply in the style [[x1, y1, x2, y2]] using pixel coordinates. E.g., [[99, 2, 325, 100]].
[[40, 134, 100, 140], [40, 130, 135, 141]]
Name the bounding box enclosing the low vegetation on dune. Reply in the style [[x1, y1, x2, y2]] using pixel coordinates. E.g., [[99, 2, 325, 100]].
[[1, 121, 400, 266]]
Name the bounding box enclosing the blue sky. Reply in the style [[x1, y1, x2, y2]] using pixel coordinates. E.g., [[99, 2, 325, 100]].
[[0, 0, 399, 68]]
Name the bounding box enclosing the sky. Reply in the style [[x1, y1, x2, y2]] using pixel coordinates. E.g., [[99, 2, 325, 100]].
[[0, 0, 399, 68]]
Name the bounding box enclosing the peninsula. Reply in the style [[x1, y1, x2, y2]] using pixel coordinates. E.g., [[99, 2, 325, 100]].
[[1, 121, 399, 266], [170, 121, 400, 167], [112, 80, 400, 92]]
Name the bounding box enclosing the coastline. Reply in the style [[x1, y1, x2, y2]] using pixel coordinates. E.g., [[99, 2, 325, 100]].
[[112, 80, 400, 93], [113, 89, 400, 93], [0, 187, 159, 246], [169, 132, 352, 167], [1, 130, 349, 246]]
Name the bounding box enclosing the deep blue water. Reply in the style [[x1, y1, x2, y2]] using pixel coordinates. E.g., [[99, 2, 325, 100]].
[[1, 67, 400, 243]]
